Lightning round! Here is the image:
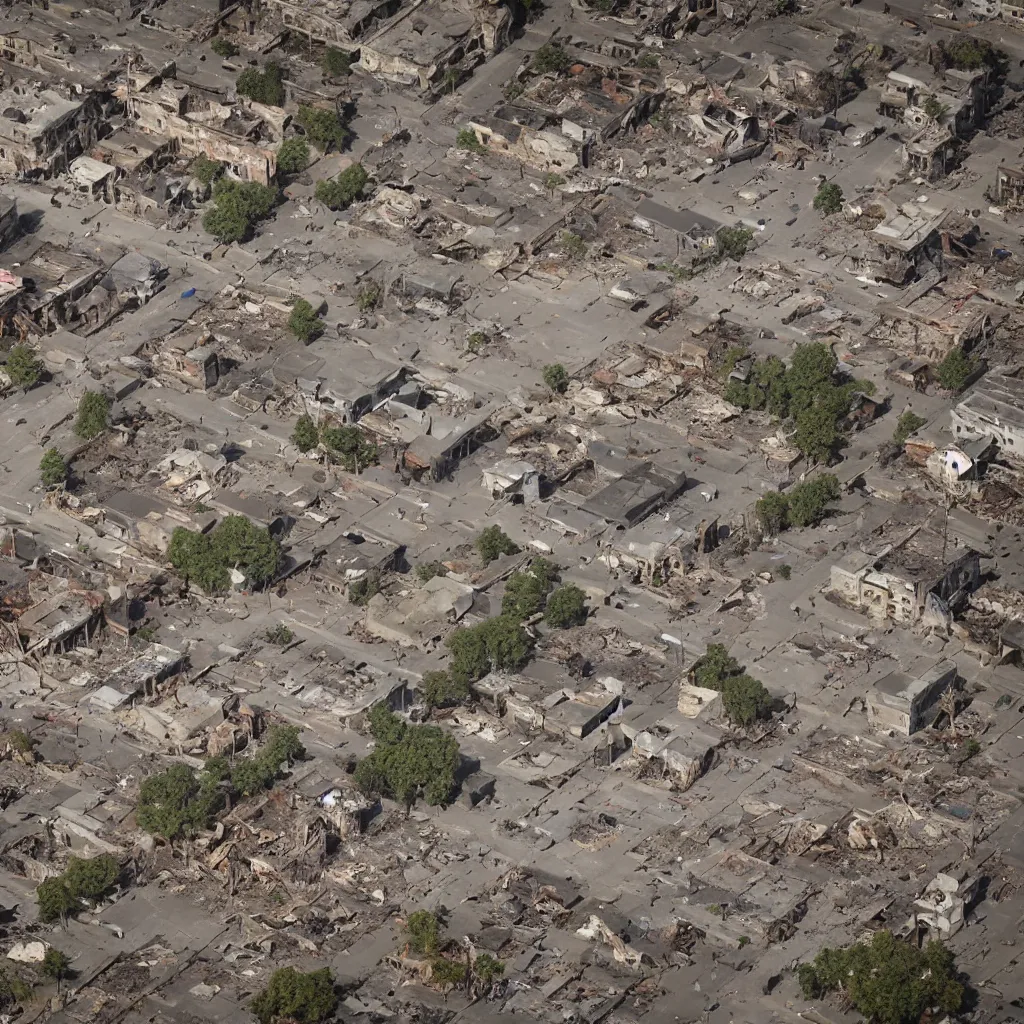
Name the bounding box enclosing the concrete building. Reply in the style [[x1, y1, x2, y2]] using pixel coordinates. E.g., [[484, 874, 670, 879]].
[[867, 660, 958, 735], [951, 375, 1024, 461]]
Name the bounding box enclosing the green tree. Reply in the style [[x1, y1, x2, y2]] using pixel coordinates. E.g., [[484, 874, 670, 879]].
[[266, 624, 294, 646], [39, 448, 67, 488], [936, 35, 1001, 71], [63, 855, 118, 902], [545, 584, 588, 628], [893, 411, 926, 445], [532, 42, 570, 73], [476, 525, 519, 563], [936, 347, 975, 392], [315, 162, 368, 210], [798, 930, 964, 1024], [543, 363, 570, 394], [446, 625, 491, 686], [202, 178, 277, 243], [211, 36, 239, 57], [720, 674, 772, 726], [191, 156, 223, 187], [787, 342, 838, 417], [406, 909, 441, 954], [431, 958, 467, 989], [41, 948, 72, 986], [348, 569, 381, 605], [367, 703, 408, 746], [323, 46, 351, 77], [74, 391, 110, 439], [210, 515, 281, 588], [717, 225, 754, 261], [689, 643, 741, 689], [292, 414, 319, 452], [251, 967, 338, 1024], [167, 527, 230, 593], [786, 474, 840, 527], [503, 566, 551, 619], [36, 878, 77, 924], [296, 104, 348, 151], [813, 181, 844, 216], [236, 63, 286, 106], [793, 402, 843, 464], [480, 614, 535, 672], [137, 761, 226, 839], [288, 298, 323, 342], [277, 137, 310, 175], [420, 670, 471, 709], [755, 491, 789, 535], [321, 425, 377, 472], [5, 344, 44, 390]]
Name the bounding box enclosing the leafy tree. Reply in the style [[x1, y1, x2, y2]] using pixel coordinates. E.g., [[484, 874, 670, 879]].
[[137, 761, 226, 839], [321, 425, 377, 472], [74, 391, 109, 439], [39, 448, 67, 488], [813, 181, 844, 216], [893, 411, 926, 445], [543, 363, 570, 394], [532, 42, 570, 73], [476, 525, 519, 563], [787, 474, 840, 527], [191, 156, 223, 187], [202, 178, 277, 243], [717, 225, 754, 261], [935, 35, 1001, 72], [266, 624, 294, 646], [231, 725, 304, 797], [236, 63, 286, 106], [292, 414, 319, 453], [323, 46, 351, 78], [41, 948, 72, 985], [431, 959, 467, 989], [794, 402, 843, 464], [720, 674, 772, 726], [787, 342, 838, 417], [211, 36, 239, 57], [36, 878, 77, 924], [297, 104, 348, 151], [936, 347, 975, 392], [288, 298, 323, 342], [6, 344, 44, 390], [420, 670, 471, 709], [690, 643, 742, 689], [545, 584, 588, 628], [446, 625, 491, 686], [63, 855, 118, 902], [210, 515, 281, 587], [479, 614, 535, 672], [262, 724, 305, 767], [355, 711, 461, 808], [251, 967, 338, 1024], [755, 491, 789, 535], [798, 930, 964, 1024], [315, 163, 368, 210], [167, 527, 229, 592], [277, 137, 310, 175], [406, 910, 441, 954], [503, 563, 553, 619]]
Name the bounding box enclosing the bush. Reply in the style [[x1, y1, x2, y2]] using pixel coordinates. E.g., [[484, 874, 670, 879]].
[[690, 643, 741, 689], [503, 560, 558, 619], [74, 391, 110, 439], [297, 104, 348, 151], [211, 36, 238, 58], [785, 474, 840, 528], [251, 967, 337, 1024], [39, 447, 67, 488], [406, 910, 441, 954], [288, 298, 324, 342], [936, 35, 1001, 72], [473, 953, 505, 984], [560, 231, 587, 260], [168, 515, 281, 592], [348, 569, 381, 606], [420, 670, 471, 709], [720, 674, 772, 726], [315, 162, 368, 210], [798, 930, 964, 1024], [292, 414, 319, 453], [236, 64, 286, 106], [936, 347, 975, 392], [355, 710, 461, 807], [265, 624, 294, 646], [545, 584, 588, 628], [191, 156, 223, 187], [416, 561, 447, 582], [323, 46, 351, 77], [36, 878, 77, 923], [778, 563, 792, 580], [41, 948, 72, 982], [321, 425, 377, 472], [543, 363, 570, 394], [456, 128, 485, 153], [476, 525, 519, 563], [793, 402, 843, 465], [37, 855, 119, 922], [446, 615, 534, 684], [6, 344, 44, 389], [717, 225, 754, 261], [277, 137, 310, 175], [137, 761, 227, 839], [446, 626, 491, 686], [893, 410, 926, 445], [532, 42, 570, 73], [202, 177, 277, 243], [813, 181, 844, 216], [431, 959, 467, 989], [0, 969, 31, 1010]]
